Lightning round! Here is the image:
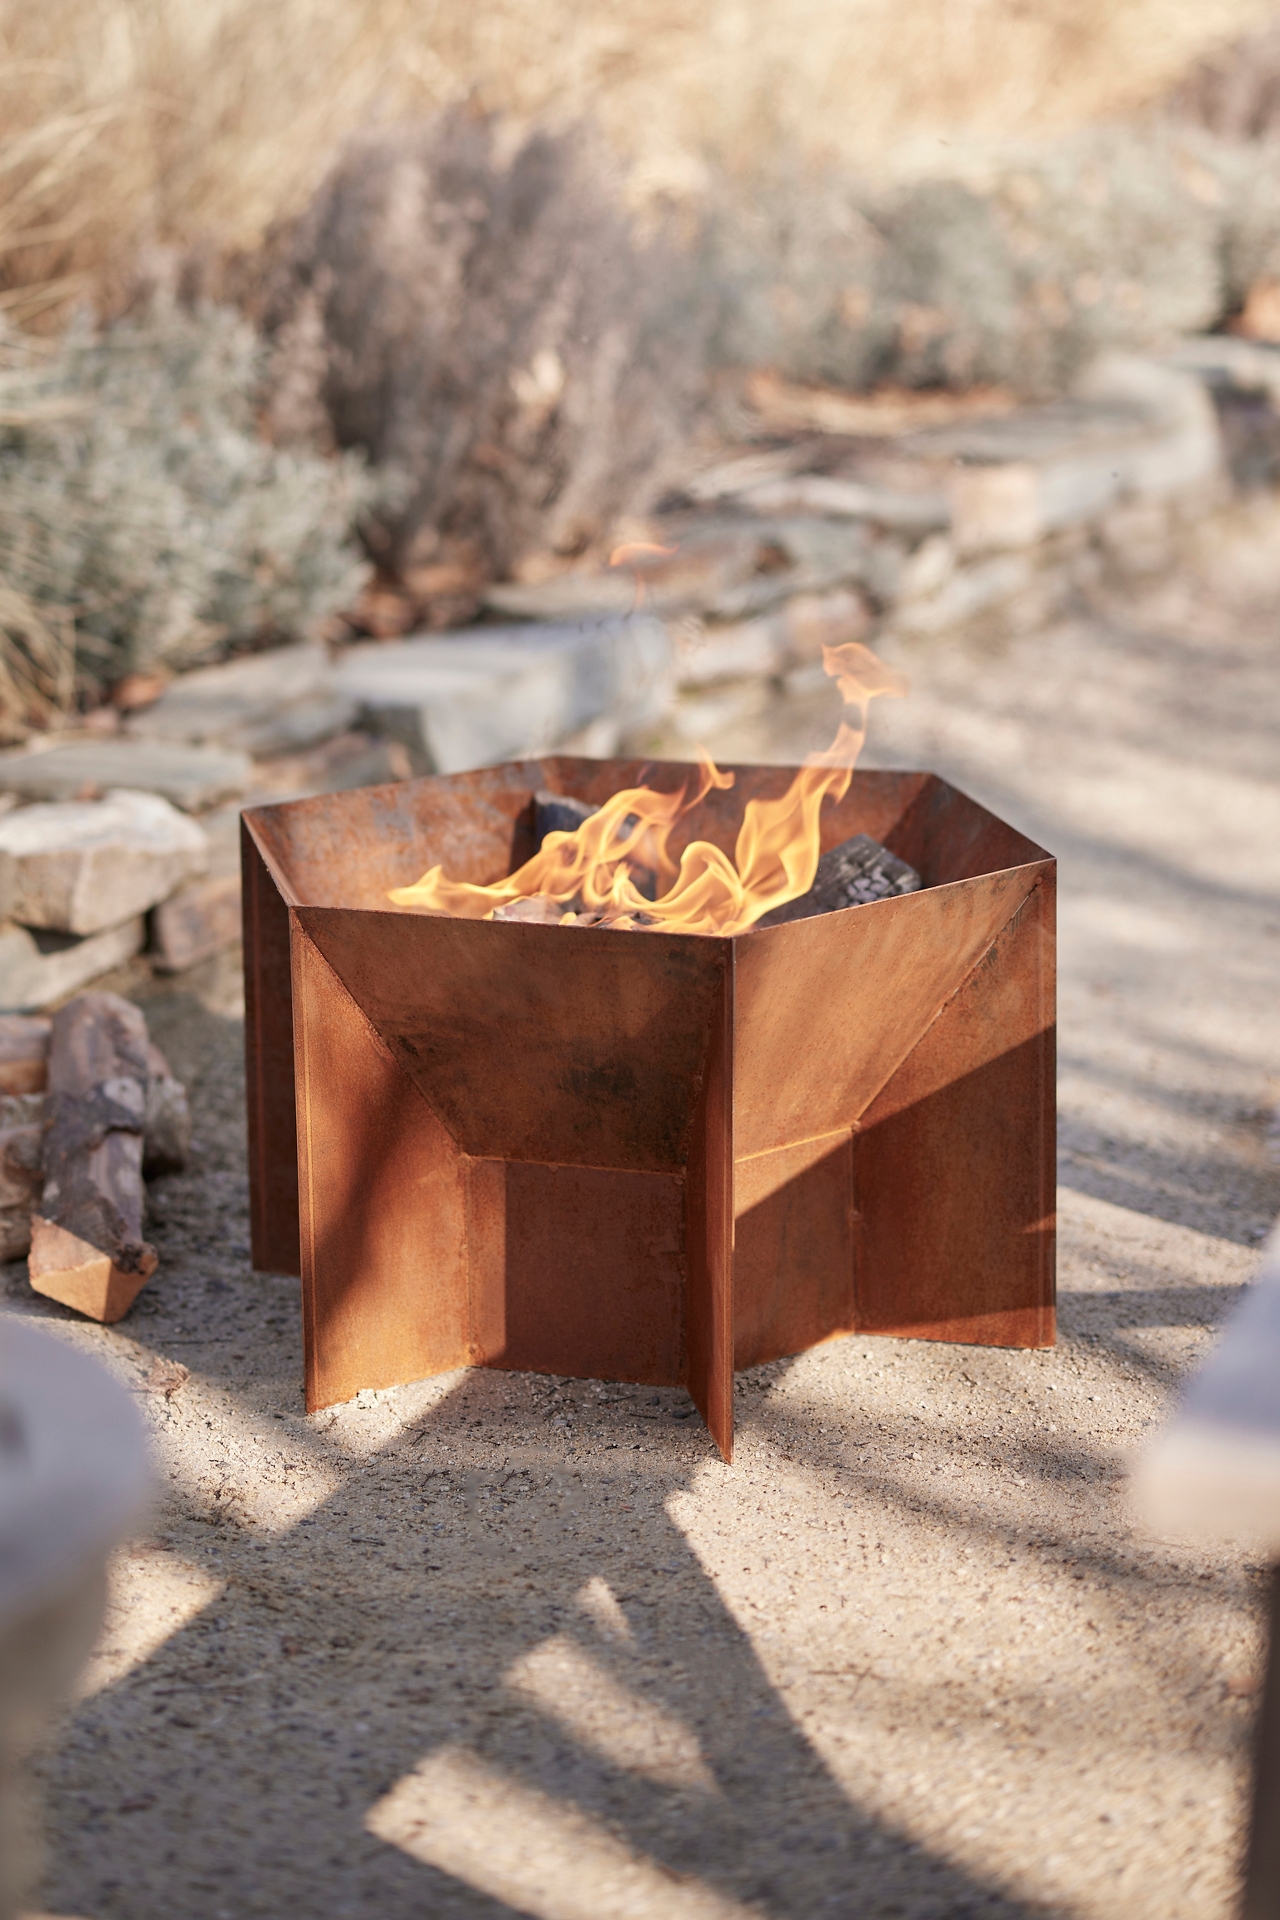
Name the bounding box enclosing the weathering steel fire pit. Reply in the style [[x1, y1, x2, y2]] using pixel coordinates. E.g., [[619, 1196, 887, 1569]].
[[241, 758, 1055, 1460]]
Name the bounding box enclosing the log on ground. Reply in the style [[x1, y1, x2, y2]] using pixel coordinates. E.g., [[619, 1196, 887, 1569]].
[[28, 992, 157, 1322]]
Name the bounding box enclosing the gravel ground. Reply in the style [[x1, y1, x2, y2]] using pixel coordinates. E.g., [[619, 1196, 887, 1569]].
[[7, 503, 1280, 1920]]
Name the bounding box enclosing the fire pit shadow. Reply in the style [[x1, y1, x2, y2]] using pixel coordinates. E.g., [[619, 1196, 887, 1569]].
[[242, 758, 1055, 1459]]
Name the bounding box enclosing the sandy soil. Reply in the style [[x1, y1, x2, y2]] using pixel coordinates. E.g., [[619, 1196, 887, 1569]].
[[6, 507, 1280, 1920]]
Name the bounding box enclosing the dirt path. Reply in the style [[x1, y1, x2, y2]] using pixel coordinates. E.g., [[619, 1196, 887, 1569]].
[[7, 508, 1280, 1920]]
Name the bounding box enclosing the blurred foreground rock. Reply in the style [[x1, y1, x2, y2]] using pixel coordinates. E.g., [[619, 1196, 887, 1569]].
[[0, 1321, 148, 1920]]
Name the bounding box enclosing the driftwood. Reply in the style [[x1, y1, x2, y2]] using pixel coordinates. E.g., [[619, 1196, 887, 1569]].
[[758, 833, 922, 928], [28, 993, 157, 1323]]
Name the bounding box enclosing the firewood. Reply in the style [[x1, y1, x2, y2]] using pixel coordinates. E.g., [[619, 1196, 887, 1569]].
[[0, 1092, 43, 1261], [0, 1014, 50, 1095], [27, 992, 157, 1323], [758, 834, 922, 929], [533, 790, 597, 846], [531, 791, 657, 898]]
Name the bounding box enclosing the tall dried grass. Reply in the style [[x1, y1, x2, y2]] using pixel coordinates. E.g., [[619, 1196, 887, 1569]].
[[0, 0, 1274, 320]]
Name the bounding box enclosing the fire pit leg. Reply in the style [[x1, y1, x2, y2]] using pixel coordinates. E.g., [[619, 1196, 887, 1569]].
[[686, 961, 735, 1460], [851, 872, 1056, 1347], [291, 925, 472, 1409], [242, 823, 301, 1279]]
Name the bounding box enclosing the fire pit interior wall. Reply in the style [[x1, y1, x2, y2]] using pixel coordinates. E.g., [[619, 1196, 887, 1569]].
[[242, 757, 1055, 1460]]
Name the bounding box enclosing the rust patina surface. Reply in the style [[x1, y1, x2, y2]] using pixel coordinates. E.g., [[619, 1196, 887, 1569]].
[[242, 759, 1056, 1459]]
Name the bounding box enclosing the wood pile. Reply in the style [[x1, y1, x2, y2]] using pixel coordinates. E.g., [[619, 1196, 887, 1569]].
[[0, 994, 188, 1321]]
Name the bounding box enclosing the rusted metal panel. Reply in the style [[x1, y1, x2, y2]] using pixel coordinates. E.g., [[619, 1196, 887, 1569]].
[[240, 819, 300, 1277], [295, 904, 724, 1172], [852, 870, 1056, 1348], [243, 757, 1056, 1459], [685, 955, 735, 1459], [292, 923, 471, 1409], [732, 863, 1044, 1161], [472, 1161, 687, 1386], [734, 1129, 854, 1370]]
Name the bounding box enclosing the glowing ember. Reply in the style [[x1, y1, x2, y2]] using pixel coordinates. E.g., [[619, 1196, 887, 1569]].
[[387, 640, 908, 936]]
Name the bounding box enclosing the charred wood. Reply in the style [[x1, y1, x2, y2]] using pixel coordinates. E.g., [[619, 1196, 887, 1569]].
[[758, 834, 922, 929]]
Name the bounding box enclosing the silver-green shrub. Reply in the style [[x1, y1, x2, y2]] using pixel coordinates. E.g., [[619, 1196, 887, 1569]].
[[0, 302, 377, 733]]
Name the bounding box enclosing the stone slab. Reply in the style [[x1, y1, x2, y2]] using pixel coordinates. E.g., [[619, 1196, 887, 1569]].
[[335, 617, 674, 775], [0, 917, 145, 1013], [909, 356, 1223, 555], [484, 519, 896, 624], [150, 873, 241, 973], [0, 741, 252, 812], [126, 644, 358, 757], [0, 790, 208, 936]]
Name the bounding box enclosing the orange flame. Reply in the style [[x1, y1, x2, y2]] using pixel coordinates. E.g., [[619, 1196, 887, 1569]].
[[387, 640, 908, 935]]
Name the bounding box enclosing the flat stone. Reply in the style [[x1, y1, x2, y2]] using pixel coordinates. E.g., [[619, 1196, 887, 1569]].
[[887, 550, 1042, 639], [729, 472, 949, 534], [484, 519, 895, 624], [0, 740, 252, 811], [0, 790, 208, 936], [126, 644, 358, 757], [0, 917, 145, 1013], [335, 617, 674, 776], [150, 873, 241, 973], [912, 357, 1223, 555]]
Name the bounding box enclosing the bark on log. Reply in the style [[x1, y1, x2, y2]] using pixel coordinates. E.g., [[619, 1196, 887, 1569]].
[[0, 1015, 50, 1095], [27, 992, 157, 1322], [0, 1094, 43, 1261]]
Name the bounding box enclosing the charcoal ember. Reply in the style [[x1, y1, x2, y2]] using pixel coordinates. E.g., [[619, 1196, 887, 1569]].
[[759, 834, 922, 928], [534, 791, 597, 846], [493, 895, 566, 924]]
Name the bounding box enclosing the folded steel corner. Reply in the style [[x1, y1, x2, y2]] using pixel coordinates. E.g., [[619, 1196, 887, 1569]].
[[241, 757, 1055, 1461]]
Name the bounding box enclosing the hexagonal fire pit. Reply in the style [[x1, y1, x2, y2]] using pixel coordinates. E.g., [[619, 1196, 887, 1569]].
[[241, 758, 1054, 1459]]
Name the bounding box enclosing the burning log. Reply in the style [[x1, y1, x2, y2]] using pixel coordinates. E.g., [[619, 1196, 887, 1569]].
[[758, 834, 921, 928], [534, 790, 597, 846], [28, 992, 158, 1323]]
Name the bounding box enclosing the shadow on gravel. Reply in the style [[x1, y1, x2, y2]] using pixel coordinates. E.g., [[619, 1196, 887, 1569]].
[[41, 1362, 1051, 1920]]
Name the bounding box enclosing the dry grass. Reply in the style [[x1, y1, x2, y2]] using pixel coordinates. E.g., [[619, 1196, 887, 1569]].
[[0, 0, 1274, 320]]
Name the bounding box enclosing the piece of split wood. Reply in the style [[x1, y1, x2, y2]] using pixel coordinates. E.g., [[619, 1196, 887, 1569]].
[[0, 1013, 50, 1095], [27, 992, 157, 1322]]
